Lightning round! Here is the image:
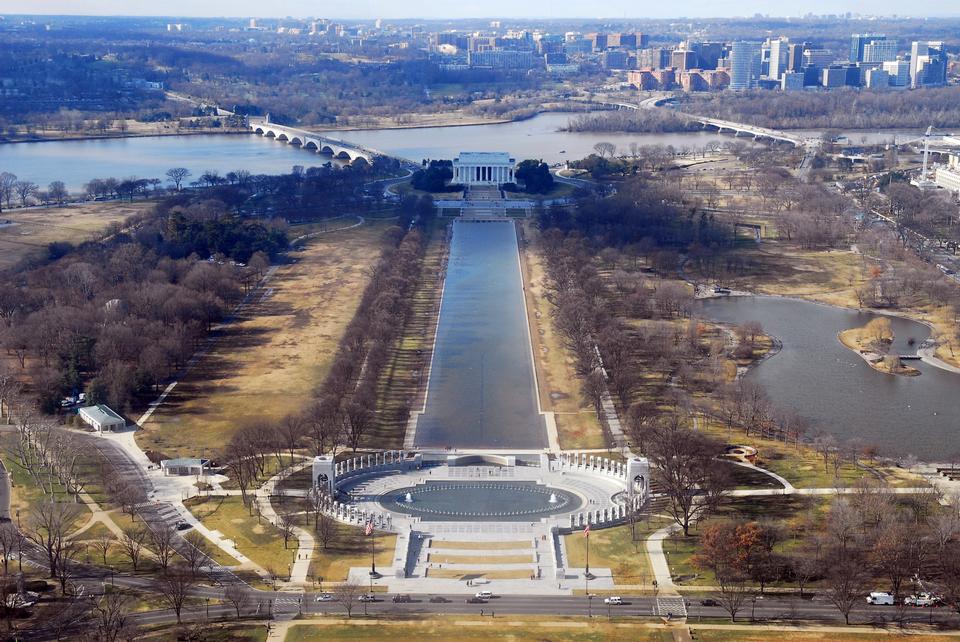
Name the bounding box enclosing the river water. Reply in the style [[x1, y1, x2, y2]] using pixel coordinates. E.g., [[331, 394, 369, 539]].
[[696, 296, 959, 461], [321, 112, 739, 164], [0, 134, 344, 193], [414, 220, 546, 450]]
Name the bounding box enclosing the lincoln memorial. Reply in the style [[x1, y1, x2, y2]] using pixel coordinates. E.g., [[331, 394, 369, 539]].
[[453, 151, 516, 186]]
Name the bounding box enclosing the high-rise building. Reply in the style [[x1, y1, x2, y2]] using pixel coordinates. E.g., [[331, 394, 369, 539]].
[[863, 38, 898, 62], [729, 41, 761, 90], [638, 47, 671, 69], [692, 42, 725, 70], [865, 68, 890, 89], [781, 70, 805, 90], [671, 49, 698, 72], [767, 37, 789, 80], [883, 59, 910, 86], [850, 34, 885, 62], [910, 41, 947, 88], [602, 50, 629, 69], [803, 48, 835, 69], [787, 43, 805, 72]]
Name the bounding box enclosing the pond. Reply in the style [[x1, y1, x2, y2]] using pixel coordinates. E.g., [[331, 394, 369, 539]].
[[380, 481, 581, 521], [696, 296, 960, 461], [413, 220, 547, 450]]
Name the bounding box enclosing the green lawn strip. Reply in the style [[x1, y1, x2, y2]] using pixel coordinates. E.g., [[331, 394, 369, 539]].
[[185, 496, 295, 577], [563, 520, 668, 585], [309, 523, 396, 585], [665, 496, 831, 588], [284, 619, 674, 642]]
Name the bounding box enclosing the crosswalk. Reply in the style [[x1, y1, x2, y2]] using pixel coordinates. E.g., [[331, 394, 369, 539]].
[[655, 596, 688, 618]]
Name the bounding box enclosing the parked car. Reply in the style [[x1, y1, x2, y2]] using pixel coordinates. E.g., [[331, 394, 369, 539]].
[[429, 596, 450, 603], [603, 596, 623, 605], [466, 597, 487, 604], [700, 598, 721, 607], [175, 520, 192, 531], [866, 592, 895, 606], [315, 593, 334, 602], [358, 594, 377, 602], [392, 594, 412, 603], [475, 590, 493, 599]]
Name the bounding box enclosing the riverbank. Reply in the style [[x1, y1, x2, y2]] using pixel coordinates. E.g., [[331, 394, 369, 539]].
[[0, 124, 247, 145], [837, 318, 921, 377], [318, 102, 592, 132]]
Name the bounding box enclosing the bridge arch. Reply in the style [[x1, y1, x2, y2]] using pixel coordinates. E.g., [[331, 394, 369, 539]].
[[289, 136, 304, 146]]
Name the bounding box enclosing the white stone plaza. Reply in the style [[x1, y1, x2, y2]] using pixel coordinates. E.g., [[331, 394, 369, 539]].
[[453, 151, 516, 185]]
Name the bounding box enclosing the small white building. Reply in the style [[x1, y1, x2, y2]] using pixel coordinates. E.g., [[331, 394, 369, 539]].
[[453, 151, 516, 186], [160, 458, 209, 476], [935, 153, 960, 195], [78, 404, 126, 433]]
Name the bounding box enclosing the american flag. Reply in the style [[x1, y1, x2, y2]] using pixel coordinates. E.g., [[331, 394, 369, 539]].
[[365, 521, 374, 536], [584, 523, 590, 538]]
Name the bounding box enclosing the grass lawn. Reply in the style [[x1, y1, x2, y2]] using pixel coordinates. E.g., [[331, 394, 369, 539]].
[[664, 496, 829, 587], [137, 222, 389, 458], [0, 200, 149, 270], [431, 540, 530, 550], [1, 445, 90, 534], [521, 223, 605, 449], [427, 554, 532, 565], [564, 521, 667, 585], [185, 496, 294, 576], [693, 631, 960, 642], [285, 618, 675, 642], [504, 182, 575, 201], [309, 523, 397, 584], [148, 623, 267, 641]]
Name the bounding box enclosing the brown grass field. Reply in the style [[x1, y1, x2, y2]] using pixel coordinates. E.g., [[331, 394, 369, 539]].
[[0, 200, 149, 270], [137, 221, 389, 458], [521, 223, 606, 449]]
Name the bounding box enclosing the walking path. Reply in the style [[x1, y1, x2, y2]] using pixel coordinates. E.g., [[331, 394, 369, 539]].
[[255, 460, 316, 587]]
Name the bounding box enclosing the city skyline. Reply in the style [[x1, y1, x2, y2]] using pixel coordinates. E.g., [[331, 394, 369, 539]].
[[3, 0, 960, 19]]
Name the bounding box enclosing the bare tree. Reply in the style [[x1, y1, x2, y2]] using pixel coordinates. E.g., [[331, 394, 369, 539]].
[[47, 181, 68, 206], [647, 416, 730, 535], [119, 527, 148, 572], [90, 532, 113, 566], [316, 513, 339, 550], [825, 552, 867, 625], [333, 578, 363, 618], [165, 167, 191, 191], [156, 566, 195, 624], [88, 592, 136, 642], [149, 522, 177, 570], [223, 583, 250, 620], [23, 501, 83, 581], [181, 530, 213, 578]]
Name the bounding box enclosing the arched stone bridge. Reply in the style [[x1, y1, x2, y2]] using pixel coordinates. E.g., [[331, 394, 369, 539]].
[[248, 117, 380, 165]]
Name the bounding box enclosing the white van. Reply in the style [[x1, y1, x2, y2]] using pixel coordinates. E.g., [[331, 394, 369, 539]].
[[866, 592, 894, 605], [475, 590, 493, 599]]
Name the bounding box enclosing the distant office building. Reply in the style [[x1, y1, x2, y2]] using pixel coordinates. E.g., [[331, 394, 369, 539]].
[[602, 50, 629, 69], [671, 49, 698, 72], [729, 41, 761, 90], [883, 59, 910, 86], [781, 70, 806, 90], [787, 44, 805, 73], [768, 37, 789, 80], [544, 52, 568, 65], [692, 42, 725, 70], [803, 48, 835, 69], [851, 33, 885, 62], [546, 63, 580, 76], [822, 65, 849, 88], [638, 47, 671, 69], [910, 41, 948, 88], [865, 68, 890, 89], [863, 38, 898, 63], [467, 49, 535, 69], [563, 39, 592, 55], [608, 33, 640, 49], [586, 33, 608, 51], [628, 69, 660, 90], [249, 18, 258, 29]]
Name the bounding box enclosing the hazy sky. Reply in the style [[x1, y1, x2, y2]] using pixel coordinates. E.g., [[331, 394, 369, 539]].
[[3, 0, 957, 19]]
